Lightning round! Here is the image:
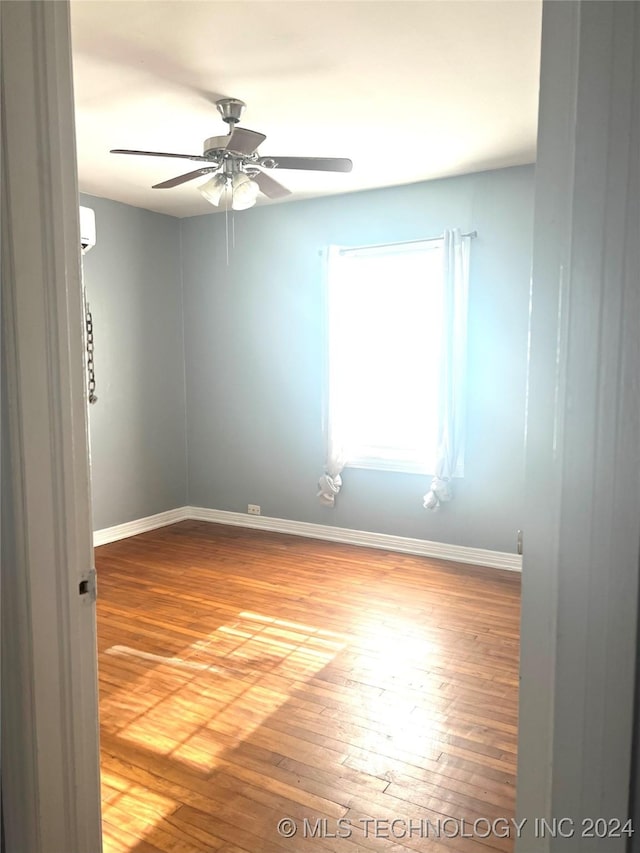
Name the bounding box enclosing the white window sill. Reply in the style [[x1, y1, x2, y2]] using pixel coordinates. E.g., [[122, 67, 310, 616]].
[[345, 458, 435, 476]]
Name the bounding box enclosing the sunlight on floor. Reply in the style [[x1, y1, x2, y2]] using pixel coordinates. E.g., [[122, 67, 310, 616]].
[[99, 609, 350, 839], [98, 608, 453, 851]]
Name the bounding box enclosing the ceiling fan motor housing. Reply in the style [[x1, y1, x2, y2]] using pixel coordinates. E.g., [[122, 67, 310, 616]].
[[202, 135, 233, 157]]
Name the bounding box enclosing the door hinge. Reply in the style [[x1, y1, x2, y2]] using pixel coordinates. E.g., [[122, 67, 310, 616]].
[[517, 529, 524, 556], [79, 568, 97, 601]]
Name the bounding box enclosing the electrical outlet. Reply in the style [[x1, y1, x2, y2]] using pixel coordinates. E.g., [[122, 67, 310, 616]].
[[247, 504, 261, 516]]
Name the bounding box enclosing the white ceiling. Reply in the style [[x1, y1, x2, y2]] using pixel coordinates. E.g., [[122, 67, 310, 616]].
[[70, 0, 542, 218]]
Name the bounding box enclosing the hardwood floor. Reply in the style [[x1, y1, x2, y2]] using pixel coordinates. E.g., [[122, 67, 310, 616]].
[[96, 521, 520, 853]]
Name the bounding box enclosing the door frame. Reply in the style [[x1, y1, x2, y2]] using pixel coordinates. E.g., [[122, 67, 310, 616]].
[[516, 2, 640, 850], [1, 2, 102, 851]]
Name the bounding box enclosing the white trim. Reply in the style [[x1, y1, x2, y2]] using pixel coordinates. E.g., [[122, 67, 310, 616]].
[[190, 508, 522, 571], [95, 505, 521, 572], [517, 3, 640, 850], [1, 2, 102, 851], [93, 507, 190, 546]]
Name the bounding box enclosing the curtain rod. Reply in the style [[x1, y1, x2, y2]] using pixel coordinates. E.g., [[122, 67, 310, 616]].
[[339, 230, 477, 255]]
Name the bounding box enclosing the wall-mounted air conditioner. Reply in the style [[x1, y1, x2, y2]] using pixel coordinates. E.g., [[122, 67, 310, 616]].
[[80, 206, 96, 253]]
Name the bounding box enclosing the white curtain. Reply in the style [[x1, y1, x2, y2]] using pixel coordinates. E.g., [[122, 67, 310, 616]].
[[424, 228, 470, 510], [317, 436, 346, 507], [318, 247, 346, 506]]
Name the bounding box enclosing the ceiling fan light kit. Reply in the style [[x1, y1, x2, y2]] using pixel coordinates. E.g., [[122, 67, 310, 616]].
[[197, 166, 260, 210], [111, 97, 353, 209]]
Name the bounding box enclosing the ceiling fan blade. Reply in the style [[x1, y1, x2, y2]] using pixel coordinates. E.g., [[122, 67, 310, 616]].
[[111, 148, 209, 161], [253, 170, 291, 199], [152, 167, 217, 189], [259, 156, 352, 173], [226, 127, 266, 156]]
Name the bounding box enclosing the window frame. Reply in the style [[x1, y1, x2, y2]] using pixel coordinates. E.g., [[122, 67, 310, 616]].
[[325, 238, 445, 477]]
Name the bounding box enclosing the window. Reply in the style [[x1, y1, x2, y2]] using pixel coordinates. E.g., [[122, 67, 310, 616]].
[[326, 239, 446, 475]]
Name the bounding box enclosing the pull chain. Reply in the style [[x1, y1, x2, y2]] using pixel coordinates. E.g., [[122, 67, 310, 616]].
[[225, 184, 229, 266], [84, 294, 98, 404]]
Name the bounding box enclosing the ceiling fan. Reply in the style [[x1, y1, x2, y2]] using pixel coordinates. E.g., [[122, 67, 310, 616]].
[[111, 98, 353, 210]]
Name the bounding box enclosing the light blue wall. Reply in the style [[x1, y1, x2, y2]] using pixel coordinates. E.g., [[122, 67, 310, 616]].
[[80, 194, 187, 530], [181, 165, 534, 552]]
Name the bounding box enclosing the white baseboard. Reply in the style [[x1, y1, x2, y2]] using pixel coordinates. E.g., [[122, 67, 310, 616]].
[[186, 506, 522, 572], [94, 505, 521, 572], [93, 507, 190, 546]]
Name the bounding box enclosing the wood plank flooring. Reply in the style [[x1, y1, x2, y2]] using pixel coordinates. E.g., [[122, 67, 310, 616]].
[[96, 521, 520, 853]]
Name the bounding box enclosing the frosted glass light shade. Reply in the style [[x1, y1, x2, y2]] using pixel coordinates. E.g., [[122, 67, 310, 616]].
[[231, 172, 259, 210], [198, 174, 226, 206]]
